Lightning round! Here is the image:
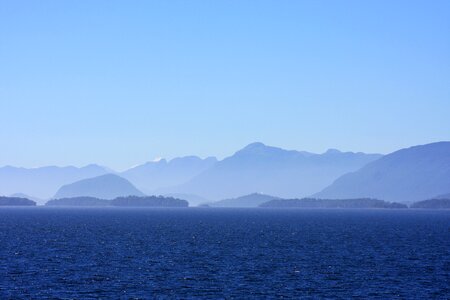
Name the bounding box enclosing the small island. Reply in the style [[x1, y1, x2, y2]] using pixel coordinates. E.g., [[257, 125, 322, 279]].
[[410, 198, 450, 209], [46, 195, 189, 208], [46, 197, 110, 207], [111, 196, 188, 207], [259, 198, 407, 209], [0, 196, 36, 206]]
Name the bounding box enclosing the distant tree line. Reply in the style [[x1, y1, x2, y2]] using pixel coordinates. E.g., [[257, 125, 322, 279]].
[[45, 195, 189, 207]]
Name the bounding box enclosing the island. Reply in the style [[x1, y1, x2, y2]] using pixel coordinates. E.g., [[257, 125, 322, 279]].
[[259, 198, 407, 209], [46, 197, 110, 206], [45, 195, 189, 208], [111, 196, 189, 207], [0, 196, 36, 206], [410, 198, 450, 209]]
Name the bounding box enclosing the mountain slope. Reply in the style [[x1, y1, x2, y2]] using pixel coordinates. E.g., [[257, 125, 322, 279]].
[[159, 142, 382, 200], [314, 142, 450, 203], [0, 164, 109, 202], [54, 174, 145, 200], [121, 156, 217, 193]]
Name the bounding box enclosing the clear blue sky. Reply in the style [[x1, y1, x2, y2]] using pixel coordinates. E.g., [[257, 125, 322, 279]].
[[1, 0, 449, 170]]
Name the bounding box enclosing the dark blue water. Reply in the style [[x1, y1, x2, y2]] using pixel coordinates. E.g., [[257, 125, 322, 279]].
[[0, 208, 449, 299]]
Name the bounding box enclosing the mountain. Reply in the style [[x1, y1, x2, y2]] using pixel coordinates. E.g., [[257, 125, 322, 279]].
[[121, 156, 217, 193], [158, 142, 382, 200], [314, 142, 450, 203], [54, 174, 145, 200], [0, 196, 36, 206], [260, 198, 407, 209], [0, 164, 109, 203], [209, 193, 279, 208]]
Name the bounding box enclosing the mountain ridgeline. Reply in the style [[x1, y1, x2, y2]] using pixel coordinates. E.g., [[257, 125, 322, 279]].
[[121, 156, 217, 194], [0, 164, 109, 204], [54, 174, 145, 200], [156, 143, 382, 200], [314, 142, 450, 203], [2, 141, 450, 206]]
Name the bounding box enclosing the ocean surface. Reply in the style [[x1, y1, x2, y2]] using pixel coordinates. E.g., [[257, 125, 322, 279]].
[[0, 208, 449, 299]]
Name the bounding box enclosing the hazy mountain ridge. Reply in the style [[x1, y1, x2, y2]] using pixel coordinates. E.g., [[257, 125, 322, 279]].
[[6, 142, 450, 206], [120, 156, 217, 193], [0, 164, 109, 203], [158, 142, 382, 200], [54, 174, 145, 200], [314, 142, 450, 203]]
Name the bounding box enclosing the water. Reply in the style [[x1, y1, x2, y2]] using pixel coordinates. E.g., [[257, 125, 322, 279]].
[[0, 208, 449, 299]]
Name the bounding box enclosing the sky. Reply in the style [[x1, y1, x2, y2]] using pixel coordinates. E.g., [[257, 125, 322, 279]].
[[1, 0, 449, 170]]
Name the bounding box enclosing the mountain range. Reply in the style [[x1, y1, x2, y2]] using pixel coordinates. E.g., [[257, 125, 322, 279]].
[[314, 142, 450, 203], [0, 164, 109, 202], [0, 143, 381, 204], [2, 141, 449, 205], [156, 142, 382, 200], [121, 156, 217, 193]]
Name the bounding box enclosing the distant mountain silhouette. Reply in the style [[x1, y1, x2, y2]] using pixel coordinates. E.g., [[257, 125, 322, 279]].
[[260, 198, 407, 209], [121, 156, 217, 193], [54, 174, 145, 200], [158, 142, 381, 200], [0, 164, 109, 203], [0, 196, 36, 206], [314, 142, 450, 203], [209, 193, 279, 208]]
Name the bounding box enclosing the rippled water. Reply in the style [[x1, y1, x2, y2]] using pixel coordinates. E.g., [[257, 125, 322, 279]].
[[0, 208, 449, 298]]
